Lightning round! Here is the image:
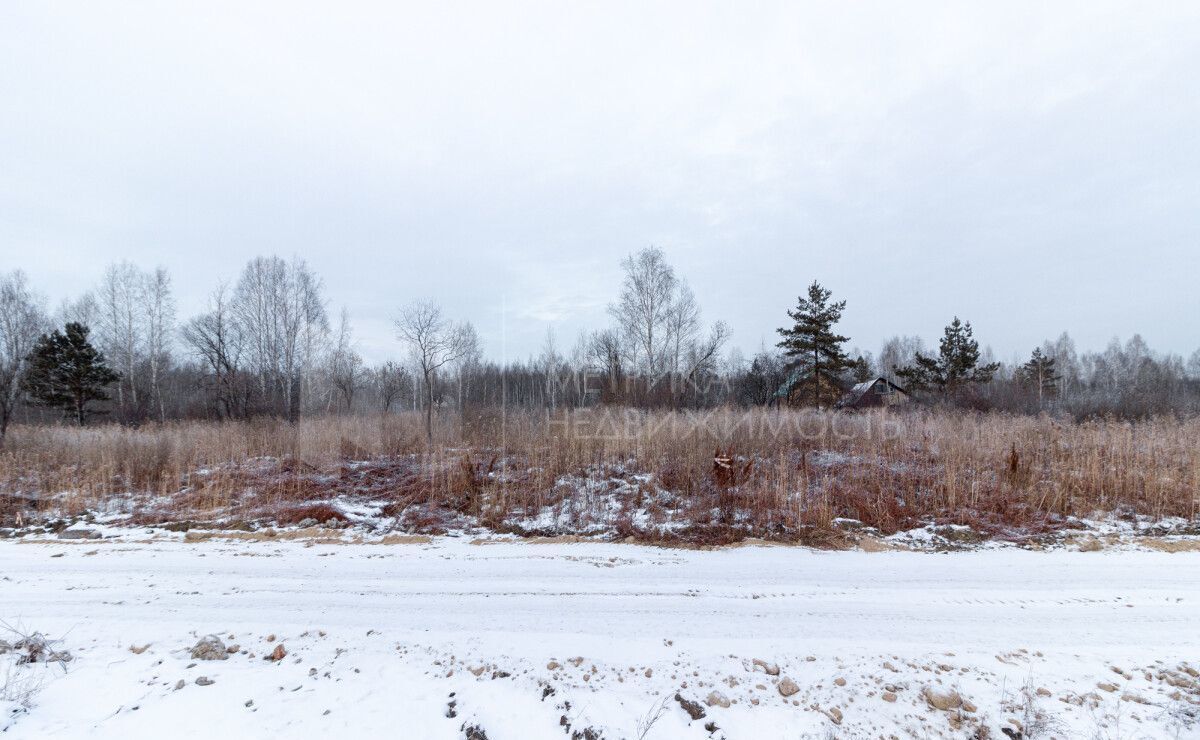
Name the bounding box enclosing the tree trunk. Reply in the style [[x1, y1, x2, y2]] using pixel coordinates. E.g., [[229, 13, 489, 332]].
[[813, 348, 820, 410], [424, 371, 434, 448]]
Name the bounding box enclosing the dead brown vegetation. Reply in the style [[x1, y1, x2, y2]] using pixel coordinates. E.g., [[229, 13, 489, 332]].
[[0, 408, 1196, 543]]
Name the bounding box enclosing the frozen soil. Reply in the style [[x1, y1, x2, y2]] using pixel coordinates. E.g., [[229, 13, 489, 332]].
[[2, 537, 1199, 738]]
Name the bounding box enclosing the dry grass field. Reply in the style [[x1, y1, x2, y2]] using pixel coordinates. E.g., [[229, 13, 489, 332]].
[[1, 408, 1197, 544]]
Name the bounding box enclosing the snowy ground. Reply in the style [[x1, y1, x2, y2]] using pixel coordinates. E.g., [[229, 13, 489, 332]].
[[2, 536, 1199, 739]]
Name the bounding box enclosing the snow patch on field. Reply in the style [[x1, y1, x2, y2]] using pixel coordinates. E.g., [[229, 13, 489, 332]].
[[7, 507, 1200, 557]]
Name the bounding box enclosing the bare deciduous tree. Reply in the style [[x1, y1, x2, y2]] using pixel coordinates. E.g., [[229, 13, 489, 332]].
[[395, 301, 472, 446], [681, 319, 730, 404], [879, 335, 925, 383], [327, 307, 363, 412], [232, 256, 328, 422], [665, 280, 700, 380], [0, 271, 46, 446], [452, 322, 482, 413], [588, 328, 625, 400], [93, 263, 176, 422], [609, 248, 728, 405], [144, 267, 175, 422], [57, 292, 98, 329], [537, 327, 562, 411], [610, 247, 677, 376], [376, 361, 412, 414], [97, 262, 144, 419], [181, 284, 246, 420]]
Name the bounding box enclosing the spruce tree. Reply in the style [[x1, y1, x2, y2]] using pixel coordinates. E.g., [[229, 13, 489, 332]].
[[776, 281, 851, 408], [896, 317, 999, 395], [22, 322, 120, 425], [1019, 347, 1059, 407]]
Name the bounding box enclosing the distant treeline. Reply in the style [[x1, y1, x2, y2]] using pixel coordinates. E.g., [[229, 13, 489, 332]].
[[1, 249, 1198, 446]]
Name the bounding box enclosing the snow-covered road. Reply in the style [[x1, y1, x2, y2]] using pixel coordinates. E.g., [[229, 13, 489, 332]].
[[3, 537, 1198, 738]]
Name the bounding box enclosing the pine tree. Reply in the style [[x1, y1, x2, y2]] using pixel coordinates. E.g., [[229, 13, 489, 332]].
[[895, 317, 999, 395], [22, 322, 120, 425], [1019, 347, 1059, 408], [776, 282, 851, 408]]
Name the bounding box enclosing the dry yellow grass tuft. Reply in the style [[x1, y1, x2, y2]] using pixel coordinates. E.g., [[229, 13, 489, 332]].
[[1139, 538, 1200, 553]]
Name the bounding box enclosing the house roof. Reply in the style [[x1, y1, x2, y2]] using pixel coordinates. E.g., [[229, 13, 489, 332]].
[[835, 377, 910, 408], [840, 380, 876, 405]]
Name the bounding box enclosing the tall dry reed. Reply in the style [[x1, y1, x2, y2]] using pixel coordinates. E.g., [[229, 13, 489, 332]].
[[1, 408, 1196, 536]]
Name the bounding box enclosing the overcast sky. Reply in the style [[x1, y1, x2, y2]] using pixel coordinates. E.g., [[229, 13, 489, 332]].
[[2, 1, 1198, 365]]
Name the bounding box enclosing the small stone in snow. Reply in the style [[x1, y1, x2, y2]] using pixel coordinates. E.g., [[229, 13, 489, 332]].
[[923, 686, 963, 711], [191, 635, 229, 661], [57, 529, 101, 540], [752, 658, 780, 676]]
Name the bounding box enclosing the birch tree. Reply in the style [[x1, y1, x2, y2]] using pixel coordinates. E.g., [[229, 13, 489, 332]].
[[0, 271, 46, 446], [97, 262, 144, 419], [232, 256, 327, 421], [664, 281, 700, 382], [537, 327, 562, 411], [610, 247, 677, 377], [143, 267, 175, 421], [452, 322, 482, 412]]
